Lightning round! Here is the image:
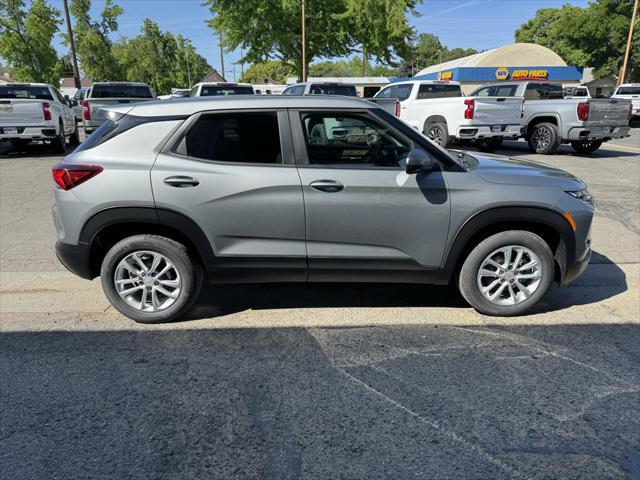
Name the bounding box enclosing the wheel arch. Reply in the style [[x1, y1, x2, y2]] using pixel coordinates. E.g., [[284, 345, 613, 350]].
[[525, 114, 561, 138], [436, 206, 575, 285], [423, 115, 447, 131], [79, 207, 216, 280]]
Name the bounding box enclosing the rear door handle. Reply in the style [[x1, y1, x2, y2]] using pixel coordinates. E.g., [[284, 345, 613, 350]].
[[163, 176, 200, 188], [309, 180, 344, 193]]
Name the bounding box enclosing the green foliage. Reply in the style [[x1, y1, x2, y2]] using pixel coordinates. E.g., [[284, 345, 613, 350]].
[[309, 57, 396, 77], [68, 0, 124, 81], [240, 60, 296, 84], [397, 33, 478, 76], [204, 0, 419, 78], [515, 0, 639, 81], [114, 20, 211, 95], [0, 0, 62, 85]]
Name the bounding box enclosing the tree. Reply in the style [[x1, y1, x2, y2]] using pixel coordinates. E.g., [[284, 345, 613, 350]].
[[114, 20, 212, 94], [397, 33, 478, 76], [309, 57, 396, 77], [203, 0, 420, 78], [67, 0, 124, 81], [515, 0, 639, 81], [0, 0, 62, 85], [240, 60, 296, 84]]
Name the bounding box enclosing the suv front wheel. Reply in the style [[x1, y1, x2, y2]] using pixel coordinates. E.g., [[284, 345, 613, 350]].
[[101, 235, 202, 323], [458, 231, 555, 316]]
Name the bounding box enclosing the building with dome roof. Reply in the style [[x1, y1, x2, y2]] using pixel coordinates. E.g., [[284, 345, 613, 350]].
[[402, 43, 583, 94]]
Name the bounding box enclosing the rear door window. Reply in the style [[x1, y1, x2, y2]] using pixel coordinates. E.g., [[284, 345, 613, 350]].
[[417, 84, 462, 99], [90, 84, 154, 98], [181, 112, 282, 164]]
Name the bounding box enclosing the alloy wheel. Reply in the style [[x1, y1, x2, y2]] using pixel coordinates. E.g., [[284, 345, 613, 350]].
[[531, 126, 551, 150], [427, 126, 443, 145], [476, 245, 542, 306], [114, 250, 182, 312]]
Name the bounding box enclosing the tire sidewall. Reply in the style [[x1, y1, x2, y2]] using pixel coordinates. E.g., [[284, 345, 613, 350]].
[[459, 231, 555, 316], [424, 122, 451, 148], [101, 236, 200, 323]]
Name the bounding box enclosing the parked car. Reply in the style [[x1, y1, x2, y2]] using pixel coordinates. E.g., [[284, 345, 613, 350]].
[[612, 83, 640, 122], [82, 82, 155, 135], [0, 83, 79, 153], [52, 96, 593, 323], [283, 82, 358, 97], [71, 87, 89, 122], [189, 82, 254, 96], [563, 86, 591, 99], [470, 81, 632, 154], [158, 89, 191, 100], [375, 80, 524, 152]]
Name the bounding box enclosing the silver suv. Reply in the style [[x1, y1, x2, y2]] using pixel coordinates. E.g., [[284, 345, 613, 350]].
[[52, 96, 594, 323]]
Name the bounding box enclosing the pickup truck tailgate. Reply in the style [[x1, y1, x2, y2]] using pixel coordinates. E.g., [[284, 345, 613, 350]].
[[586, 98, 631, 125], [0, 100, 45, 127], [473, 97, 523, 124]]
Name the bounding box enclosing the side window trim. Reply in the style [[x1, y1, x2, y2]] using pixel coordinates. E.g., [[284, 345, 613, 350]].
[[161, 109, 295, 167], [288, 108, 415, 170]]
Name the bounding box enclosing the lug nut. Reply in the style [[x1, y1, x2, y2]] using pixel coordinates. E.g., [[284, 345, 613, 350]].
[[154, 281, 159, 286]]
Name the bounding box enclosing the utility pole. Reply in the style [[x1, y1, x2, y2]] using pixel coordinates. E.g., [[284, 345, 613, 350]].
[[219, 39, 225, 81], [301, 0, 306, 82], [620, 0, 638, 85], [62, 0, 81, 89]]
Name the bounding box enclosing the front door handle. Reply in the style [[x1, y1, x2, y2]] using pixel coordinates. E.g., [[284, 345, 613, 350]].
[[163, 176, 200, 188], [310, 180, 344, 193]]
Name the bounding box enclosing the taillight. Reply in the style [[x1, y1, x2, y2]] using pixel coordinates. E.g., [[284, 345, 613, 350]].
[[42, 102, 52, 121], [395, 100, 401, 117], [52, 163, 103, 190], [464, 99, 474, 119], [577, 102, 590, 121], [82, 100, 90, 120]]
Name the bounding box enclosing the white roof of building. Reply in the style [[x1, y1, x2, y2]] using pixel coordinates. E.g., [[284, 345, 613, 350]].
[[416, 43, 567, 76]]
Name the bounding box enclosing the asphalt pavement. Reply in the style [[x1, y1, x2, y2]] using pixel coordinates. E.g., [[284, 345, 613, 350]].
[[1, 131, 639, 479]]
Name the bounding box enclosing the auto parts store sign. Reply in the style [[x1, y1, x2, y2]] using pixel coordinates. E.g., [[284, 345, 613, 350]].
[[495, 67, 548, 81]]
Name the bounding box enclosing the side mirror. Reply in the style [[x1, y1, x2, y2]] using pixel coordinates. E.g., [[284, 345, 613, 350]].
[[405, 148, 437, 174]]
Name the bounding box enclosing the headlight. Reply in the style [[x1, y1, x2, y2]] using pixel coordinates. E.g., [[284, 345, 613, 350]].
[[566, 189, 594, 203]]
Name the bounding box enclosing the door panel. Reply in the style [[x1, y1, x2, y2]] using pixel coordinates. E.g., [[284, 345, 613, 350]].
[[151, 111, 306, 282]]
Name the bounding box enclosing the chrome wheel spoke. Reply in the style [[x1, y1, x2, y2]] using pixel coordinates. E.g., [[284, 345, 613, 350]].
[[114, 250, 182, 312], [477, 244, 542, 307]]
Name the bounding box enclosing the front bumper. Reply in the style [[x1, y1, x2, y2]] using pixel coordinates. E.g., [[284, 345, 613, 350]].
[[456, 124, 524, 140], [55, 240, 94, 280], [561, 246, 591, 286], [0, 126, 58, 140], [567, 125, 630, 141]]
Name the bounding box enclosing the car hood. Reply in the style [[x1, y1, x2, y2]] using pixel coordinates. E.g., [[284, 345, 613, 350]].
[[466, 152, 585, 188]]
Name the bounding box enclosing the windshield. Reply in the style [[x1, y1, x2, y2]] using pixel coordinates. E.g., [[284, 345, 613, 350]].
[[91, 84, 153, 98], [616, 86, 640, 95], [200, 86, 254, 96], [0, 86, 53, 100], [309, 84, 357, 96]]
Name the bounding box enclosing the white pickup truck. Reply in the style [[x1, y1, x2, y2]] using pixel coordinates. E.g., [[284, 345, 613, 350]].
[[612, 83, 640, 122], [470, 81, 631, 154], [82, 82, 155, 135], [374, 80, 524, 151], [0, 83, 78, 153]]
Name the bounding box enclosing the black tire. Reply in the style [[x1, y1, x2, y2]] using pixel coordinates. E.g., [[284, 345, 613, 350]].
[[424, 121, 453, 148], [51, 122, 66, 154], [458, 230, 555, 316], [527, 122, 560, 154], [10, 139, 32, 150], [476, 137, 503, 152], [100, 235, 203, 323], [570, 139, 602, 154], [69, 123, 80, 146]]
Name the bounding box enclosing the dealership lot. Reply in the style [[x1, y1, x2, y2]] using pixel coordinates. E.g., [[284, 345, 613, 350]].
[[1, 133, 639, 478]]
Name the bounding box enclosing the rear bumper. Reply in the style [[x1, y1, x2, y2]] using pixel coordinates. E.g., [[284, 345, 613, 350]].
[[567, 125, 630, 141], [0, 126, 58, 140], [55, 240, 94, 280], [456, 124, 524, 140]]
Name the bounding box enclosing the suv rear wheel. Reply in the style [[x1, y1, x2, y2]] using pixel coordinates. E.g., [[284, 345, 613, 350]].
[[100, 235, 202, 323], [458, 231, 554, 316]]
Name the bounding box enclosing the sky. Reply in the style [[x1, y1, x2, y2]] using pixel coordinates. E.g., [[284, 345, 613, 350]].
[[44, 0, 592, 81]]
